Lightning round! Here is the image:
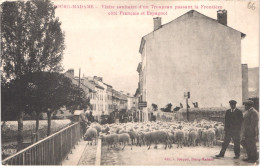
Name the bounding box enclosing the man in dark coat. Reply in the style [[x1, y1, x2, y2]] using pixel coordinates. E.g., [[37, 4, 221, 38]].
[[241, 100, 259, 163], [216, 100, 243, 159], [150, 112, 156, 122], [87, 111, 95, 123]]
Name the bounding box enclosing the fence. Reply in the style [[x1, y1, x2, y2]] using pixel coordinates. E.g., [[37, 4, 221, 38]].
[[2, 122, 81, 165]]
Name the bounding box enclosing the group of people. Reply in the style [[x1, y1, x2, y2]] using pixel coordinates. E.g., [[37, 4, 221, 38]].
[[216, 99, 259, 163]]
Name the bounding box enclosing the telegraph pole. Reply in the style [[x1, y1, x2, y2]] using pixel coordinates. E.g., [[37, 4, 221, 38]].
[[78, 68, 81, 88], [185, 92, 190, 121], [78, 68, 81, 110], [186, 97, 189, 121]]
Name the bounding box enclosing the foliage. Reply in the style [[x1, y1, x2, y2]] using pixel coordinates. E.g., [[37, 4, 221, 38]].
[[1, 0, 65, 149], [151, 104, 158, 111], [1, 0, 65, 81], [160, 103, 172, 112]]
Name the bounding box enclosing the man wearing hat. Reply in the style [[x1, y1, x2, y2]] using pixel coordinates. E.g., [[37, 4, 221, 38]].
[[216, 100, 243, 159], [241, 100, 259, 163]]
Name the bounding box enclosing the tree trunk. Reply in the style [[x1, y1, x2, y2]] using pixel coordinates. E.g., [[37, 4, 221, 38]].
[[17, 111, 24, 151], [47, 111, 52, 136], [35, 112, 40, 141]]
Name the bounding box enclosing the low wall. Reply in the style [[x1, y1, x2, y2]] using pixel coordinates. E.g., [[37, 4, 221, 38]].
[[174, 107, 244, 123]]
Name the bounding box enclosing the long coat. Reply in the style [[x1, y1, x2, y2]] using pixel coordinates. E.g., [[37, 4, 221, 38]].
[[242, 107, 259, 138], [224, 108, 243, 134]]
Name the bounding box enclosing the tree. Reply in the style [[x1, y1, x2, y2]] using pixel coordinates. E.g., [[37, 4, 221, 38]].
[[160, 103, 173, 113], [1, 0, 65, 150], [152, 103, 158, 111], [26, 72, 89, 136]]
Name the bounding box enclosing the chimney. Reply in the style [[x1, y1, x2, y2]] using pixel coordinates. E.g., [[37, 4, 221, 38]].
[[217, 10, 227, 25], [153, 17, 161, 31], [93, 76, 103, 82]]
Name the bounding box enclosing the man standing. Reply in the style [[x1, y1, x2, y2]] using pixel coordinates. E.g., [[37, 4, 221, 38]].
[[216, 100, 243, 159], [150, 112, 156, 122], [241, 100, 259, 163], [87, 111, 95, 123]]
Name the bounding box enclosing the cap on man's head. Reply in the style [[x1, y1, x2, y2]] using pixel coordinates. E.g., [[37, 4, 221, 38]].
[[243, 100, 254, 106], [229, 100, 237, 104]]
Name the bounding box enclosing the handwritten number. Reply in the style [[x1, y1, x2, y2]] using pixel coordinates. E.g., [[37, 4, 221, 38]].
[[248, 2, 255, 10]]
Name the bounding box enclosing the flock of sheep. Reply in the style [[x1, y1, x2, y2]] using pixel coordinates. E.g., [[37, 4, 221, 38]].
[[83, 120, 225, 150]]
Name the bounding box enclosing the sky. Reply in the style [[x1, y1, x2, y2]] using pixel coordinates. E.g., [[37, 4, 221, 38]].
[[54, 0, 259, 95]]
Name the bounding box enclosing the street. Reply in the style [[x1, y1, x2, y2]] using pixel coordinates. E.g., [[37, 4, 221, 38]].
[[100, 145, 257, 166], [64, 140, 258, 166]]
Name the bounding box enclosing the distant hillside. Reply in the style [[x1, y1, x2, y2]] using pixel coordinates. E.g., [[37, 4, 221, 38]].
[[248, 67, 259, 98]]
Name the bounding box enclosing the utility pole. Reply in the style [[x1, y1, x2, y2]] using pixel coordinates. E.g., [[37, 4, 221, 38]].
[[78, 68, 81, 88], [78, 68, 81, 110], [186, 97, 189, 121], [185, 91, 190, 121]]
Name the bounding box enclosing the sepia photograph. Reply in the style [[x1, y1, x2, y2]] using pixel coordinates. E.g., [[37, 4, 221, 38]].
[[1, 0, 259, 166]]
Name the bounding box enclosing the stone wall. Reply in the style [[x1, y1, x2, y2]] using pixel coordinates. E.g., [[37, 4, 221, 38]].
[[174, 106, 244, 123]]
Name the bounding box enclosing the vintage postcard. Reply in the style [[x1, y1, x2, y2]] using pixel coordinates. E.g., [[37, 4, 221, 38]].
[[1, 0, 259, 166]]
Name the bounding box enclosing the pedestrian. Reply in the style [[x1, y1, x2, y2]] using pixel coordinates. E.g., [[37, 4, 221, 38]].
[[150, 112, 156, 122], [240, 100, 259, 163], [216, 100, 243, 159], [87, 111, 95, 123], [79, 111, 88, 137], [101, 111, 107, 125]]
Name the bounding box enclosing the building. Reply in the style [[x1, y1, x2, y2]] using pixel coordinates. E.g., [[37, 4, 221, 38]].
[[64, 69, 96, 109], [104, 83, 113, 114], [112, 89, 128, 111], [127, 93, 137, 111], [88, 79, 105, 117], [137, 10, 246, 121], [119, 92, 128, 110], [112, 89, 121, 110], [65, 69, 130, 119]]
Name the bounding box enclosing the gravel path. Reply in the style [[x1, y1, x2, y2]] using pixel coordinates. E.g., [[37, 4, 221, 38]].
[[77, 142, 97, 165]]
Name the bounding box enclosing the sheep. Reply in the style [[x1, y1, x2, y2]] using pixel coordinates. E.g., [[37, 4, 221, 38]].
[[128, 130, 138, 145], [183, 129, 190, 146], [136, 131, 145, 146], [201, 129, 208, 146], [206, 128, 215, 148], [101, 126, 110, 134], [90, 122, 102, 136], [118, 133, 131, 150], [118, 129, 128, 134], [100, 134, 119, 150], [84, 127, 97, 145], [216, 125, 224, 141], [167, 132, 175, 148], [175, 129, 184, 148], [188, 130, 198, 147], [143, 131, 169, 150], [196, 129, 203, 146]]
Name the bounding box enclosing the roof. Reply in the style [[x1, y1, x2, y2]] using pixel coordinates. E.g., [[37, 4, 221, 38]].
[[139, 10, 246, 54], [89, 80, 104, 90], [103, 82, 112, 88], [72, 78, 96, 92]]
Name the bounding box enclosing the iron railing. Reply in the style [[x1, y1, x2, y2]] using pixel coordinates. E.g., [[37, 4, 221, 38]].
[[2, 122, 81, 165]]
